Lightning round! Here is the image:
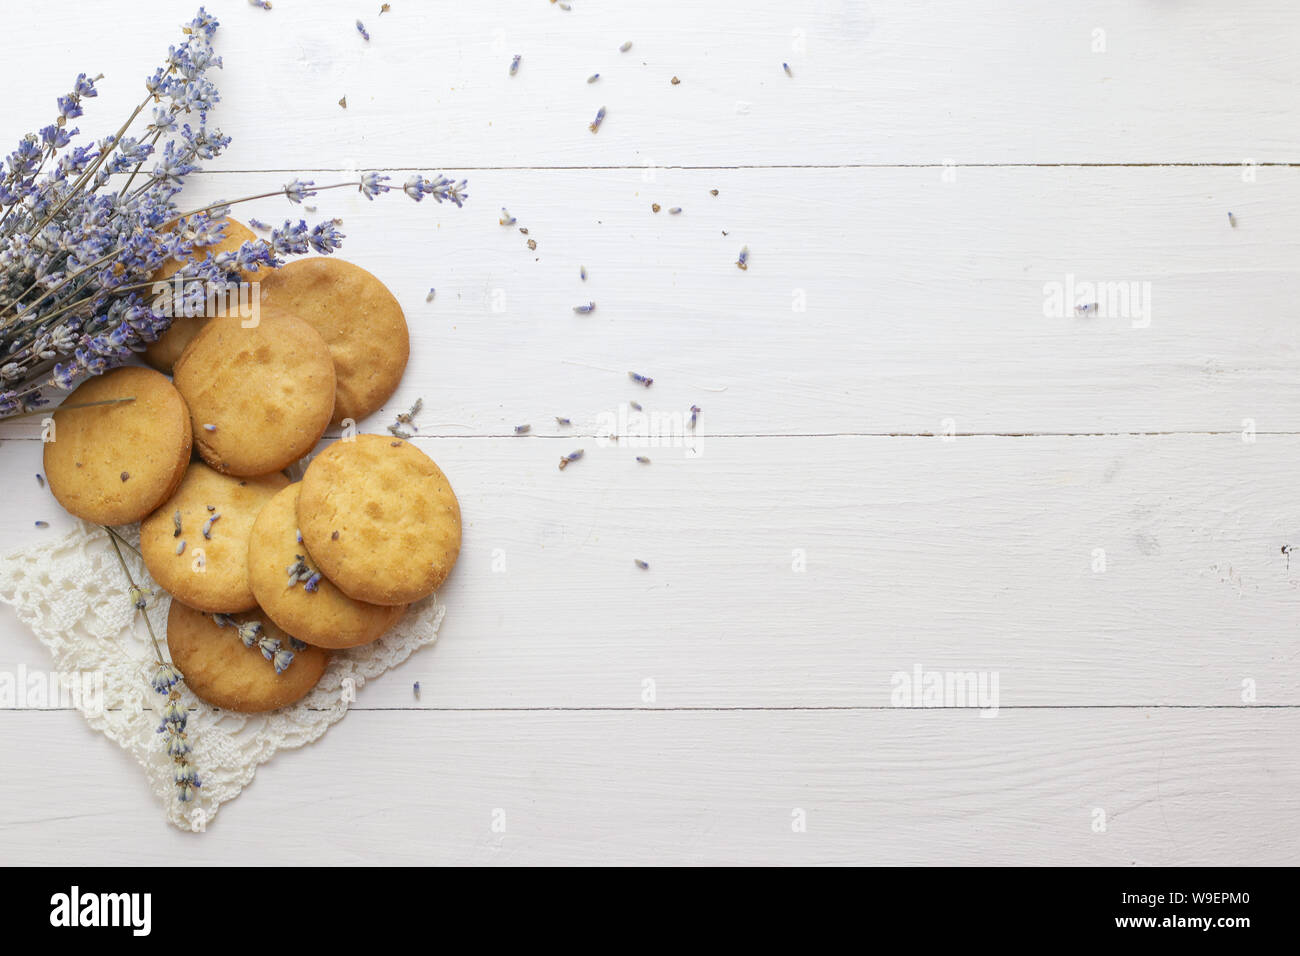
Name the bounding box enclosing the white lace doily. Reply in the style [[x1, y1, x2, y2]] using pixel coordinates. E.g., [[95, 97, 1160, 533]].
[[0, 521, 443, 831]]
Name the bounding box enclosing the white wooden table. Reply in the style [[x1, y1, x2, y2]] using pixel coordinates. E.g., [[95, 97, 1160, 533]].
[[2, 0, 1299, 865]]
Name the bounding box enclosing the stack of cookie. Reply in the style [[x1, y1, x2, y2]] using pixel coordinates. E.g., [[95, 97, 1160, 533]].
[[42, 232, 462, 712]]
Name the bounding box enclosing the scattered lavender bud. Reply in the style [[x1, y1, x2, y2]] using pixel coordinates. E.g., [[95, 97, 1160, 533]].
[[202, 513, 220, 539], [555, 416, 572, 426], [587, 73, 600, 83], [339, 95, 348, 109], [783, 62, 793, 77], [515, 424, 531, 435], [671, 76, 681, 85], [332, 530, 340, 540], [589, 106, 606, 133], [558, 449, 584, 470], [652, 203, 661, 213], [636, 456, 651, 464], [248, 0, 272, 8], [573, 301, 596, 314], [629, 401, 642, 412], [289, 637, 308, 651], [120, 471, 130, 482], [510, 54, 521, 76], [303, 572, 321, 593], [387, 424, 413, 439], [634, 559, 649, 569], [176, 540, 186, 555], [413, 681, 421, 698], [689, 404, 701, 428], [580, 265, 587, 281], [558, 1, 572, 9], [35, 473, 44, 488], [426, 288, 436, 302], [356, 20, 370, 41], [207, 504, 216, 512], [1228, 211, 1237, 228], [295, 528, 303, 545], [35, 520, 49, 529], [668, 206, 682, 214], [202, 423, 217, 432], [173, 510, 183, 537], [736, 246, 749, 270], [380, 3, 391, 14], [499, 207, 517, 225], [519, 226, 529, 235], [248, 218, 270, 231], [710, 188, 719, 196], [619, 41, 632, 52], [628, 371, 653, 387], [1075, 302, 1098, 316], [527, 238, 537, 251]]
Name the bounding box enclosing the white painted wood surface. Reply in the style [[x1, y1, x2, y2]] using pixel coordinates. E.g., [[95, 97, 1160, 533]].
[[2, 0, 1298, 864]]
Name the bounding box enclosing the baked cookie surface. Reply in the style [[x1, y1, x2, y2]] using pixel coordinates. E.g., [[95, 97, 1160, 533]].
[[143, 218, 261, 374], [255, 257, 409, 425], [43, 366, 193, 526], [247, 482, 406, 648], [172, 311, 336, 477], [298, 435, 461, 605], [141, 462, 289, 614], [165, 601, 329, 713]]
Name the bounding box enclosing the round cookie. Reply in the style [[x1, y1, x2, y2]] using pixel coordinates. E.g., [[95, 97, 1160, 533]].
[[172, 311, 336, 477], [299, 435, 461, 606], [247, 483, 405, 648], [144, 218, 262, 374], [255, 258, 409, 424], [141, 462, 290, 614], [165, 601, 329, 713], [43, 366, 192, 526]]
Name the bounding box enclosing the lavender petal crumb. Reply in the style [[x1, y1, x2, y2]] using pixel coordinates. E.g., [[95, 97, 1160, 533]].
[[635, 559, 649, 570], [573, 301, 595, 314]]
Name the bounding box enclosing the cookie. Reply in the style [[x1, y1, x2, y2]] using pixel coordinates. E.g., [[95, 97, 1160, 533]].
[[247, 483, 406, 648], [172, 310, 336, 477], [143, 218, 261, 374], [43, 366, 192, 526], [165, 600, 329, 713], [255, 258, 409, 424], [299, 435, 461, 605], [141, 462, 290, 614]]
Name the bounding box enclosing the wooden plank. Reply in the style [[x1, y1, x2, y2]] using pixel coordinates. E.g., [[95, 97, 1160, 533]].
[[0, 2, 1296, 168], [4, 434, 1298, 706], [2, 166, 1298, 439], [0, 708, 1295, 864]]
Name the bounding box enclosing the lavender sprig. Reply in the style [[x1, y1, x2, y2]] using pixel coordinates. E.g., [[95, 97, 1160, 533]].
[[0, 9, 467, 418]]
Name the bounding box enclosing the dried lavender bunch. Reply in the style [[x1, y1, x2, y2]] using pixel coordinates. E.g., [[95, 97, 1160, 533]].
[[0, 7, 466, 419]]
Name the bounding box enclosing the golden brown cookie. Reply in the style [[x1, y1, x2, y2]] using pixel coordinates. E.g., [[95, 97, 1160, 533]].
[[165, 601, 329, 713], [43, 366, 192, 526], [299, 435, 461, 605], [144, 218, 261, 374], [172, 311, 336, 477], [141, 462, 289, 614], [247, 483, 406, 648], [255, 258, 409, 424]]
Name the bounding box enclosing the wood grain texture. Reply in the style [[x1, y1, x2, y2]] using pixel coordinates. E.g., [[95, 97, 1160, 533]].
[[0, 709, 1296, 865], [1, 0, 1298, 863], [2, 166, 1297, 440], [1, 1, 1297, 166]]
